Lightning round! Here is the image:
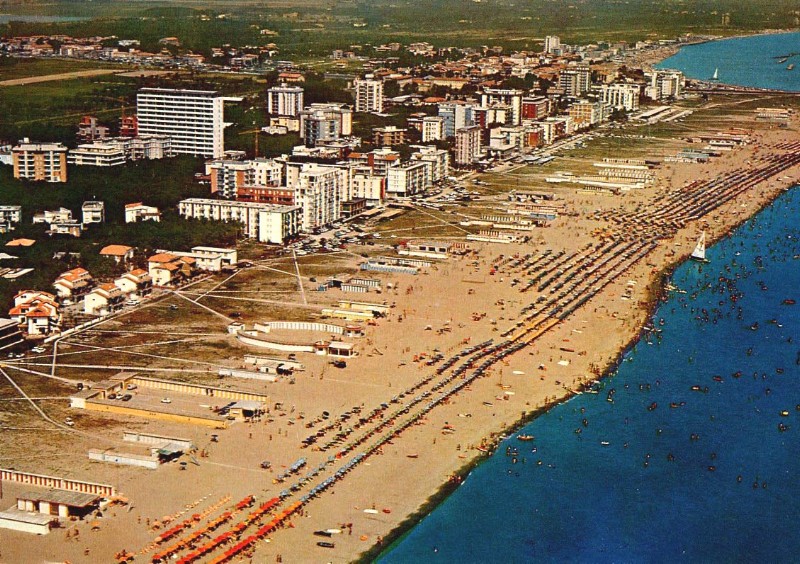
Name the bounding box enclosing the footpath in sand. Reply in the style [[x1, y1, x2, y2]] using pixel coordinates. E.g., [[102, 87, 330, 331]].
[[0, 101, 799, 564]]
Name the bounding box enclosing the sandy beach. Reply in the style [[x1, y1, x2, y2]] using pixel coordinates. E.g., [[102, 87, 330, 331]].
[[1, 94, 799, 564]]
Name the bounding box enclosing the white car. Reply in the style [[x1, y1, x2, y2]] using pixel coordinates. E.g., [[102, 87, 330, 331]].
[[160, 398, 172, 404]]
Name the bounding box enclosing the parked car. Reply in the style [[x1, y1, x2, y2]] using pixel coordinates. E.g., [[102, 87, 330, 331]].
[[161, 398, 172, 404]]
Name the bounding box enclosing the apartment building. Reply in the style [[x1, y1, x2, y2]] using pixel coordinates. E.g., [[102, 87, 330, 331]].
[[601, 83, 641, 112], [208, 158, 284, 199], [543, 35, 561, 55], [387, 162, 429, 198], [559, 64, 591, 97], [421, 116, 445, 142], [644, 69, 685, 100], [569, 100, 611, 128], [267, 83, 304, 117], [372, 125, 406, 147], [12, 141, 68, 182], [410, 145, 450, 184], [354, 77, 384, 113], [521, 96, 550, 120], [480, 88, 524, 125], [136, 88, 242, 158], [351, 171, 386, 206], [285, 163, 349, 230], [455, 125, 482, 166], [438, 102, 474, 138], [178, 198, 301, 244], [68, 143, 126, 167]]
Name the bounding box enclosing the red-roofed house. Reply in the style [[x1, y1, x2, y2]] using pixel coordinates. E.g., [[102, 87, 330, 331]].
[[147, 253, 195, 286], [84, 283, 125, 316], [53, 267, 94, 300], [9, 291, 61, 336], [114, 269, 153, 297], [99, 244, 134, 264]]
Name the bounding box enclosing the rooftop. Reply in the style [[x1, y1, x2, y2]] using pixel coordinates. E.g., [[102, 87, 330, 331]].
[[18, 489, 100, 508]]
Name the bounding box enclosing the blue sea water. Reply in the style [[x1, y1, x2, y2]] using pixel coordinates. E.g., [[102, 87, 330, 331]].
[[380, 187, 800, 563], [657, 32, 800, 91]]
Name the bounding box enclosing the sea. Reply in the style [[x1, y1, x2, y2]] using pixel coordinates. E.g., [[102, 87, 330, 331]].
[[656, 31, 800, 90], [380, 35, 800, 564]]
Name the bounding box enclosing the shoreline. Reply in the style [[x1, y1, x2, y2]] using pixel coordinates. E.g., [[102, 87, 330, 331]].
[[367, 177, 800, 562]]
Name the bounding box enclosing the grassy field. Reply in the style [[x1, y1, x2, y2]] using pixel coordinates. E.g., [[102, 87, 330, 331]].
[[3, 0, 800, 58], [0, 58, 119, 81]]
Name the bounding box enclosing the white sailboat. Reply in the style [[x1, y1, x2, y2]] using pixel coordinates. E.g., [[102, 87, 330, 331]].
[[711, 68, 719, 81], [690, 231, 709, 262]]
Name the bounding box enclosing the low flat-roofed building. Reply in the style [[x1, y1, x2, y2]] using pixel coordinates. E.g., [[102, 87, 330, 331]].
[[398, 240, 452, 259], [228, 400, 264, 421], [0, 507, 57, 535], [17, 489, 100, 519]]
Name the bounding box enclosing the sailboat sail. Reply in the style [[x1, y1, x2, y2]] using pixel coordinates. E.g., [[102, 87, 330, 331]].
[[712, 68, 719, 80], [691, 231, 706, 261]]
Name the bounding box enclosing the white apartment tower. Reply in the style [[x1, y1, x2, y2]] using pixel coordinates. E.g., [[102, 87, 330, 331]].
[[421, 116, 445, 142], [559, 64, 591, 98], [285, 163, 349, 230], [136, 88, 242, 158], [267, 83, 304, 117], [644, 70, 685, 101], [480, 88, 524, 125], [354, 77, 384, 113], [544, 35, 561, 55], [601, 83, 641, 112]]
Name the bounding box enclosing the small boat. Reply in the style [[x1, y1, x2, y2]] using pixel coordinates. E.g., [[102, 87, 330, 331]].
[[314, 530, 333, 538], [600, 441, 610, 446], [382, 508, 392, 514], [710, 67, 719, 80], [517, 435, 534, 441], [363, 509, 379, 514], [783, 299, 796, 305], [406, 453, 419, 459], [789, 64, 795, 70], [317, 541, 335, 548], [690, 231, 709, 263], [326, 529, 342, 535]]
